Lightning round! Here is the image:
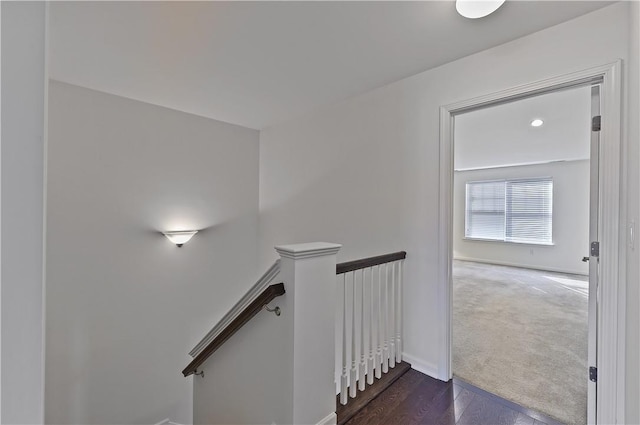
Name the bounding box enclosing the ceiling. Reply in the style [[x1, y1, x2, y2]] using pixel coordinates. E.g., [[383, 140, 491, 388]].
[[49, 1, 613, 130], [454, 85, 592, 170]]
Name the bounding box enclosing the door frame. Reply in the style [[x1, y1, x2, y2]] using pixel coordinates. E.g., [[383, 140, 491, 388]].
[[437, 60, 623, 424]]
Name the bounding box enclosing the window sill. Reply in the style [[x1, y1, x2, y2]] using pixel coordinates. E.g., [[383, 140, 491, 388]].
[[463, 237, 555, 247]]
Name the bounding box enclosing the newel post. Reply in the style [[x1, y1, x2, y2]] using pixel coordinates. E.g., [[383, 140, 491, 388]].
[[275, 242, 341, 425]]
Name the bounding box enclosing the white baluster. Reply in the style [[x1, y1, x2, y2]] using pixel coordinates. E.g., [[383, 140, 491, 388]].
[[375, 265, 382, 379], [349, 271, 357, 398], [340, 273, 348, 405], [396, 260, 403, 363], [358, 268, 366, 391], [367, 266, 375, 385], [389, 262, 396, 368], [382, 263, 389, 374]]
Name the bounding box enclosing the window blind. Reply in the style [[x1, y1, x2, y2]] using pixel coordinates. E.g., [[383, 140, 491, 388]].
[[505, 178, 553, 244], [465, 180, 505, 240], [465, 178, 553, 245]]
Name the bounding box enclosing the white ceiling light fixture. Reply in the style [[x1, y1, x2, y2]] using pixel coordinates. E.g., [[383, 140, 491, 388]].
[[530, 119, 544, 127], [456, 0, 506, 19], [163, 230, 198, 247]]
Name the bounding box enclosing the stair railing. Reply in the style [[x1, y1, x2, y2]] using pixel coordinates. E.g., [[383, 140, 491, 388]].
[[182, 260, 283, 377], [336, 251, 406, 405]]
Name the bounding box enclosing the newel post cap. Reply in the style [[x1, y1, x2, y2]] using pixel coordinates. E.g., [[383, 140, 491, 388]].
[[274, 242, 342, 259]]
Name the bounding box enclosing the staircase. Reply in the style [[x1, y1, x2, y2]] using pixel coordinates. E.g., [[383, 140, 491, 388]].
[[183, 243, 407, 425]]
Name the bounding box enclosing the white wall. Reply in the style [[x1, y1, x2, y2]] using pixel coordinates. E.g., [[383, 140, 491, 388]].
[[627, 2, 640, 424], [259, 1, 632, 393], [453, 160, 590, 275], [193, 290, 294, 425], [46, 81, 260, 424], [1, 2, 47, 423]]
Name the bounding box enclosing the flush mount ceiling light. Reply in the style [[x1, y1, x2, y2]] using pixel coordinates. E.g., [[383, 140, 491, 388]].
[[163, 230, 198, 247], [530, 119, 544, 127], [456, 0, 506, 19]]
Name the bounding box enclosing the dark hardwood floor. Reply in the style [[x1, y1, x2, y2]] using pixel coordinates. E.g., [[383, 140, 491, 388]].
[[344, 369, 566, 425], [337, 362, 412, 425]]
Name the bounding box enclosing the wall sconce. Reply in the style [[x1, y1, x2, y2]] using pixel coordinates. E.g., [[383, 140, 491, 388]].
[[163, 230, 198, 247]]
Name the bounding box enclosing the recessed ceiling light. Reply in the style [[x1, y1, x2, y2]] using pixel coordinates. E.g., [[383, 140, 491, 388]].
[[530, 119, 544, 127], [456, 0, 506, 19]]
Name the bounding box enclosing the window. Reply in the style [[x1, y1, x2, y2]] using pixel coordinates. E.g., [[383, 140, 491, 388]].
[[465, 178, 553, 245]]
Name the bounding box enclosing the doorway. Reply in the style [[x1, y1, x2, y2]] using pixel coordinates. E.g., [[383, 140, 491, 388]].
[[451, 85, 593, 424], [437, 62, 623, 425]]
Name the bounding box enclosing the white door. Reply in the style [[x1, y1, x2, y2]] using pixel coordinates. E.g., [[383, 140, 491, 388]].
[[586, 83, 601, 425]]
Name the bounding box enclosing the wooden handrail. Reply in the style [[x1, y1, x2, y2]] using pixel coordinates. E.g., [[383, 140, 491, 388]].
[[336, 251, 406, 275], [182, 282, 285, 377]]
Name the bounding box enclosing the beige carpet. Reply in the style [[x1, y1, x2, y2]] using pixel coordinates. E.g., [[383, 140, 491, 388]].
[[452, 260, 588, 425]]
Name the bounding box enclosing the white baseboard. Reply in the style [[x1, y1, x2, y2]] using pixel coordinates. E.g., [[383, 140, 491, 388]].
[[316, 412, 337, 425], [401, 353, 442, 381], [453, 256, 588, 276]]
